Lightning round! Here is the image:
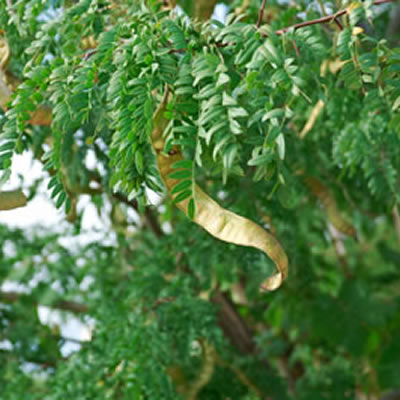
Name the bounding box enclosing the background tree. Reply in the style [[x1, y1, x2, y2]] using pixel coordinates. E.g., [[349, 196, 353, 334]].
[[1, 0, 400, 398]]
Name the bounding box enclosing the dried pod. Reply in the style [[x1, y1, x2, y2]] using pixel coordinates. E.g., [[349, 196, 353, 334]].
[[305, 176, 356, 236], [151, 89, 289, 291]]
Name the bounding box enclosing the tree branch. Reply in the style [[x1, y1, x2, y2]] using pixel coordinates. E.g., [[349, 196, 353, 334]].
[[0, 348, 58, 369], [0, 190, 27, 211], [0, 290, 89, 314], [111, 191, 164, 238], [211, 290, 278, 395], [334, 17, 343, 30], [211, 290, 257, 355]]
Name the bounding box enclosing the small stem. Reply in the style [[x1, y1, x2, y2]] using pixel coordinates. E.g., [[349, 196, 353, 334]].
[[292, 39, 300, 57], [275, 9, 347, 34], [334, 17, 343, 30], [0, 290, 89, 313], [257, 0, 267, 28], [112, 191, 164, 238], [83, 48, 97, 60], [275, 0, 393, 35]]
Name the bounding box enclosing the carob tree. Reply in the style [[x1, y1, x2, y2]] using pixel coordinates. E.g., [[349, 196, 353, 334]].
[[1, 0, 400, 399]]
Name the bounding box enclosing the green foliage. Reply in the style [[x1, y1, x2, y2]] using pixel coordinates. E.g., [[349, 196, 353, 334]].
[[1, 0, 400, 399]]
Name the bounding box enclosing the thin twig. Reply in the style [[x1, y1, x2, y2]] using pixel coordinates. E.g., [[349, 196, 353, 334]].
[[198, 0, 393, 52], [0, 291, 89, 313], [292, 40, 300, 57], [275, 9, 347, 34], [334, 17, 343, 30], [275, 0, 393, 35], [165, 0, 393, 53], [112, 191, 164, 238], [257, 0, 267, 28], [83, 48, 97, 60]]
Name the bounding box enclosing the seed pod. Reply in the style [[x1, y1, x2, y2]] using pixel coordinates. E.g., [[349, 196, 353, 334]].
[[0, 190, 27, 211], [305, 176, 356, 236], [0, 38, 10, 69], [151, 89, 289, 291]]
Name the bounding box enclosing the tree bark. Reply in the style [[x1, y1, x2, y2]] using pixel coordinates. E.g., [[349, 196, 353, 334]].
[[211, 290, 256, 355], [0, 290, 89, 313]]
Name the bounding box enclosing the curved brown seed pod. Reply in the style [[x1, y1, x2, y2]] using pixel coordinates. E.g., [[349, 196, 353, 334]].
[[151, 89, 288, 291], [305, 176, 356, 236]]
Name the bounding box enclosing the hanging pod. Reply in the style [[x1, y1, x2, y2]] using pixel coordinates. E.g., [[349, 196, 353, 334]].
[[150, 88, 289, 291]]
